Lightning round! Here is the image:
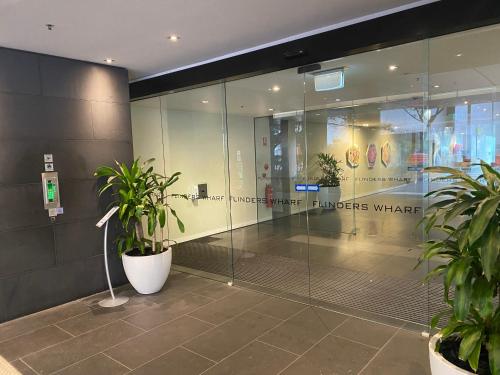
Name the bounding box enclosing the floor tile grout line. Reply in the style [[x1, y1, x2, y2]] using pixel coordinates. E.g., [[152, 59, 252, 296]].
[[328, 333, 381, 350], [194, 305, 312, 375], [180, 345, 218, 364], [0, 306, 94, 345], [126, 293, 293, 374], [18, 358, 41, 375], [186, 315, 218, 327], [101, 351, 133, 371], [254, 339, 300, 357], [119, 318, 147, 332], [53, 323, 76, 338], [276, 330, 334, 375], [19, 318, 143, 364], [356, 326, 403, 375]]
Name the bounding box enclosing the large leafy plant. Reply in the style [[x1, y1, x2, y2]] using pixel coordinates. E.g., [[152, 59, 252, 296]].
[[94, 159, 186, 256], [317, 153, 343, 187], [418, 162, 499, 374]]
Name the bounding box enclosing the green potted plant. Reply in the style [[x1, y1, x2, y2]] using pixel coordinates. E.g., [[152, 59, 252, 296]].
[[317, 152, 343, 209], [94, 158, 187, 294], [418, 162, 499, 375]]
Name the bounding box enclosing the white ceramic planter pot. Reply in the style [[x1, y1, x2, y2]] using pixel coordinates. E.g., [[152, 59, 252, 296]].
[[318, 186, 341, 210], [122, 247, 172, 294], [429, 334, 473, 375]]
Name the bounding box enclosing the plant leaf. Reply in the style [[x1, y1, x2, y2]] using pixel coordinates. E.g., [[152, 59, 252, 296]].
[[468, 196, 500, 245]]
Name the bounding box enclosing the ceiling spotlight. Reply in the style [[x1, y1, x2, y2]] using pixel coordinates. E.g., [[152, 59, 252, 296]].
[[268, 108, 274, 111], [104, 58, 115, 64], [46, 24, 55, 31], [388, 65, 398, 71], [272, 85, 280, 92], [168, 34, 180, 42], [456, 53, 463, 57], [201, 100, 209, 104], [433, 85, 440, 88], [464, 100, 469, 105]]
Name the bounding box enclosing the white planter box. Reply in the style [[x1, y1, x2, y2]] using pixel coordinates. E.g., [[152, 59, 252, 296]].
[[122, 247, 172, 294], [429, 334, 473, 375], [318, 186, 341, 209]]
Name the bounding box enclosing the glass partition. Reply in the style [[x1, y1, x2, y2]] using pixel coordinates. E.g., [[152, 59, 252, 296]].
[[131, 24, 500, 329], [225, 70, 310, 300]]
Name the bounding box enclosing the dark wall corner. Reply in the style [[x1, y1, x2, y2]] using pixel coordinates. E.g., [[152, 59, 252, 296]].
[[0, 47, 133, 322]]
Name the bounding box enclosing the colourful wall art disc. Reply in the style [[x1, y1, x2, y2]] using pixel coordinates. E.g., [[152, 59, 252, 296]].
[[381, 141, 392, 167], [366, 143, 377, 168], [346, 144, 360, 168]]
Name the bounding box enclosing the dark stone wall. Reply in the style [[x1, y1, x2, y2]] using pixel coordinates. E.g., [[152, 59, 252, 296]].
[[0, 47, 132, 322]]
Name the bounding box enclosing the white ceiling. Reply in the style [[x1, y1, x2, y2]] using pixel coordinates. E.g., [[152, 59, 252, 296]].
[[0, 0, 434, 81], [133, 24, 500, 125]]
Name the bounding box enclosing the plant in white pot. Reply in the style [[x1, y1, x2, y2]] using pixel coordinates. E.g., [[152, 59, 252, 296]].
[[94, 159, 187, 294], [418, 162, 499, 375], [317, 153, 343, 210]]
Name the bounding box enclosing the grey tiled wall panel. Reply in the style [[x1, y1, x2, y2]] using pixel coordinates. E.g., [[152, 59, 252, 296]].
[[0, 184, 47, 231], [91, 101, 133, 141], [0, 47, 133, 321], [0, 256, 107, 321], [0, 48, 40, 95], [54, 217, 104, 263], [0, 94, 94, 140], [39, 56, 129, 103], [0, 226, 55, 277], [0, 140, 132, 185]]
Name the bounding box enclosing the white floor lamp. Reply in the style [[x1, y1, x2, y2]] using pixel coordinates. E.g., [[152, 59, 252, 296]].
[[95, 206, 129, 308]]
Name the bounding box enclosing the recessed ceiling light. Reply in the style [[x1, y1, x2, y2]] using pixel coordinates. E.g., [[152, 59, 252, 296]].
[[268, 108, 274, 111], [272, 85, 280, 92], [456, 53, 463, 57], [388, 65, 398, 71], [201, 100, 208, 104], [315, 113, 321, 116], [464, 100, 469, 105], [104, 58, 115, 64], [362, 123, 369, 127], [335, 98, 341, 102], [433, 85, 440, 88], [168, 34, 180, 42]]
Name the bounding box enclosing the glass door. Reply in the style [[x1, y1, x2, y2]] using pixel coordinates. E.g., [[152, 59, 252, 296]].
[[225, 68, 310, 300], [303, 41, 434, 326]]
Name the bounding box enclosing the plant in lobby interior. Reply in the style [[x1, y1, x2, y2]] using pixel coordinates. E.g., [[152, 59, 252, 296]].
[[418, 162, 499, 375], [94, 158, 187, 294], [316, 152, 343, 209]]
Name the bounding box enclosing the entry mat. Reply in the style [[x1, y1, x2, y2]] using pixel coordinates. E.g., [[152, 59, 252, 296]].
[[172, 241, 445, 326]]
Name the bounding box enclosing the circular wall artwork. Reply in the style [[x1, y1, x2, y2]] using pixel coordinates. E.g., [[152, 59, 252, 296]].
[[381, 141, 392, 167], [346, 144, 360, 168], [366, 143, 377, 168]]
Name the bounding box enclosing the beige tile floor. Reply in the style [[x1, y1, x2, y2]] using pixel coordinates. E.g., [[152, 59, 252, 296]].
[[0, 271, 431, 375]]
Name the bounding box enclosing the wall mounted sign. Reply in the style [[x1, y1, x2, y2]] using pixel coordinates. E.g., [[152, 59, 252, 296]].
[[295, 184, 320, 192], [346, 144, 360, 168], [381, 141, 392, 167], [366, 143, 377, 168]]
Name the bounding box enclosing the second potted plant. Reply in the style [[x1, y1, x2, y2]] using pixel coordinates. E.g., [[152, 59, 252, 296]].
[[95, 159, 187, 294], [418, 162, 499, 375], [317, 152, 343, 209]]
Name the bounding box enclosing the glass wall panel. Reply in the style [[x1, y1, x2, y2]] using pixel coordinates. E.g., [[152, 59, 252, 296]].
[[303, 41, 436, 326], [132, 84, 232, 282], [130, 23, 500, 328], [225, 70, 310, 299]]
